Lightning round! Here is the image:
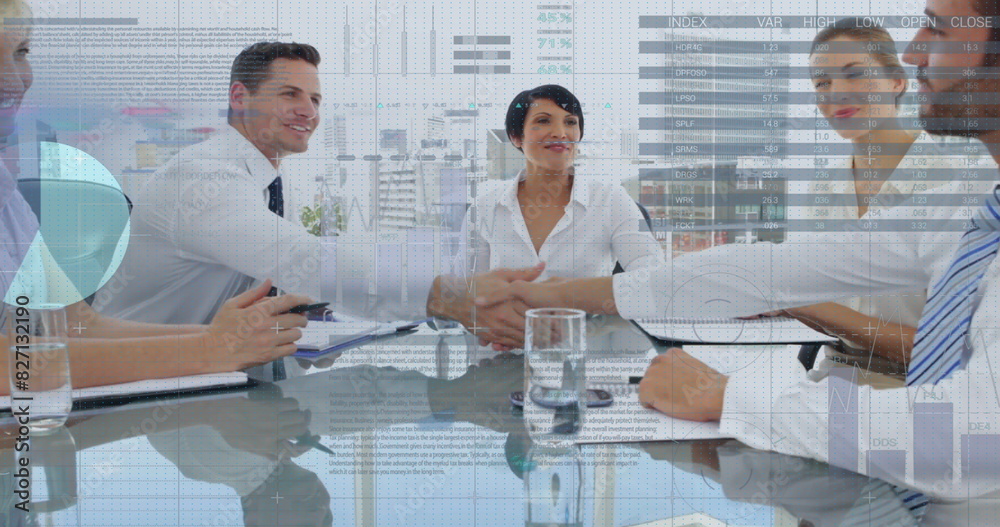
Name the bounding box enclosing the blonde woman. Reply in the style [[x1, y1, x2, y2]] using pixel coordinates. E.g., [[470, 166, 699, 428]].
[[774, 19, 995, 381]]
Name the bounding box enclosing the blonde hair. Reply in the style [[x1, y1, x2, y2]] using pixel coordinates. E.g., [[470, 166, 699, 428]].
[[0, 0, 31, 26], [810, 19, 907, 106]]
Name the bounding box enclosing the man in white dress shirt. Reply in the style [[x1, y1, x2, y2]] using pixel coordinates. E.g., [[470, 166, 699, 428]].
[[96, 41, 324, 326], [0, 20, 312, 391], [97, 42, 539, 348], [477, 0, 1000, 497]]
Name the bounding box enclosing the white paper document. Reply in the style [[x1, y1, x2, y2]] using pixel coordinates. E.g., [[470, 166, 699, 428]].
[[577, 384, 728, 443], [295, 320, 428, 356], [295, 321, 390, 351]]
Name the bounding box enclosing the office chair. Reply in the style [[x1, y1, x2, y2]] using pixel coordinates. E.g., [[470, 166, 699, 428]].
[[613, 201, 655, 275], [16, 178, 132, 302]]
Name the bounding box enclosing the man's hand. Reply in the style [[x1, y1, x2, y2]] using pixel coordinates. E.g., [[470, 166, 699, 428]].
[[473, 278, 566, 312], [427, 263, 546, 349], [203, 279, 311, 371], [472, 275, 621, 319], [477, 276, 568, 352], [637, 348, 728, 422]]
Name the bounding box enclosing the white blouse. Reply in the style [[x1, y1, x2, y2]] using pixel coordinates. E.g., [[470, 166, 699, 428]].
[[784, 131, 997, 330], [1, 167, 48, 313], [453, 170, 666, 280]]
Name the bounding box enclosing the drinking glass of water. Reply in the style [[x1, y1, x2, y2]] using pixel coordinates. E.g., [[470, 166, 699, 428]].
[[5, 302, 72, 432], [524, 308, 586, 446]]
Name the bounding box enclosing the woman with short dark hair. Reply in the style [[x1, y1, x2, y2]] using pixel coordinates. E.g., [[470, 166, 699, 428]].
[[456, 85, 664, 350]]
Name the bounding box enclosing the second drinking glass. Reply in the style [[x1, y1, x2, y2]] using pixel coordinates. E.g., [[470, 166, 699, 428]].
[[523, 308, 587, 446]]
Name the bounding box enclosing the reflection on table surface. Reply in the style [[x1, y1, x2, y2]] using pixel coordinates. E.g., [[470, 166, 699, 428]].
[[269, 314, 657, 382], [0, 316, 978, 526]]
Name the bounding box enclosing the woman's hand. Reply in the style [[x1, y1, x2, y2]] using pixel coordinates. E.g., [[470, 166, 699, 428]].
[[481, 276, 569, 352], [202, 279, 311, 372], [767, 303, 841, 332], [474, 279, 566, 312], [765, 302, 915, 364], [742, 304, 833, 324], [428, 264, 546, 349]]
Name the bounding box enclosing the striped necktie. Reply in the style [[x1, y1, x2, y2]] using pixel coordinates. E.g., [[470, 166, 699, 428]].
[[907, 185, 1000, 386]]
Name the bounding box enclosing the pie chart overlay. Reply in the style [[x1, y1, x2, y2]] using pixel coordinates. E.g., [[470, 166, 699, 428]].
[[4, 141, 131, 309]]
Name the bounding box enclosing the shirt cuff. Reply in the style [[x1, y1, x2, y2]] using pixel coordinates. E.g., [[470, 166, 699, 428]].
[[612, 269, 659, 319], [718, 371, 774, 452]]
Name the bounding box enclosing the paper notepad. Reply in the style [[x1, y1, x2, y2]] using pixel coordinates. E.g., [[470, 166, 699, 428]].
[[0, 371, 249, 411], [295, 321, 387, 352], [634, 317, 837, 345], [295, 320, 427, 357]]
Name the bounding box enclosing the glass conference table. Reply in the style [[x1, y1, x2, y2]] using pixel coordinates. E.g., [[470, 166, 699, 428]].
[[0, 316, 984, 526]]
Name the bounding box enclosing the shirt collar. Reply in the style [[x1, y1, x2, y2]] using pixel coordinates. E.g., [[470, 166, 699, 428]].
[[840, 131, 929, 198], [220, 125, 280, 189], [879, 178, 914, 197], [879, 131, 930, 197], [500, 168, 589, 210]]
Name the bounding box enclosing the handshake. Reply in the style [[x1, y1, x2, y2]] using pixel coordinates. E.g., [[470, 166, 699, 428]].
[[425, 262, 730, 423], [425, 262, 573, 350]]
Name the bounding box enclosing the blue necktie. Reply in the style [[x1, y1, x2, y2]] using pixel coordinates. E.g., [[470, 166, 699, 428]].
[[267, 176, 284, 218], [908, 185, 1000, 386], [266, 176, 284, 297]]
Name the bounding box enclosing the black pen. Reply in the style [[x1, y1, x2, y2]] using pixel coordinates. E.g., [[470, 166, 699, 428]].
[[294, 434, 334, 455], [629, 376, 643, 384], [287, 302, 330, 314], [394, 317, 433, 332]]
